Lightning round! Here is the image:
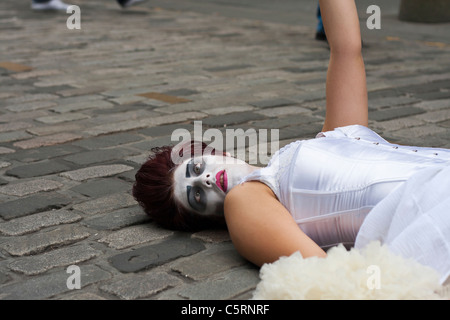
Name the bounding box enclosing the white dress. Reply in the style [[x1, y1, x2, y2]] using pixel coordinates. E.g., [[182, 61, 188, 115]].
[[240, 125, 450, 284]]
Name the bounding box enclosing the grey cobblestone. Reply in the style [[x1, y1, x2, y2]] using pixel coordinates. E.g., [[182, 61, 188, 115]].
[[0, 209, 82, 236], [72, 192, 136, 215], [98, 224, 173, 249], [0, 265, 111, 300], [60, 164, 134, 181], [69, 178, 131, 198], [1, 225, 90, 257], [177, 268, 260, 300], [0, 179, 63, 197], [109, 235, 206, 273], [82, 206, 151, 230], [171, 243, 248, 280], [5, 160, 73, 179], [0, 0, 448, 300], [8, 244, 100, 275], [100, 271, 183, 300], [13, 132, 83, 149], [0, 193, 72, 220]]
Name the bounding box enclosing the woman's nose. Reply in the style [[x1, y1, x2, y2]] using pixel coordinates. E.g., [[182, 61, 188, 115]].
[[203, 173, 212, 187]]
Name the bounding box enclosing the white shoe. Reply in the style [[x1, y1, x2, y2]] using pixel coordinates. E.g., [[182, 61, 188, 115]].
[[31, 0, 71, 11], [117, 0, 147, 8]]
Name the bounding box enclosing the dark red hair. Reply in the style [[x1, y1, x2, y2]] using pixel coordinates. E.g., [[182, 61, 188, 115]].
[[132, 141, 227, 231]]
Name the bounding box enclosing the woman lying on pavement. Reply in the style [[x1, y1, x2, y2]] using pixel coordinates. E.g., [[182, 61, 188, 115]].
[[133, 0, 450, 285]]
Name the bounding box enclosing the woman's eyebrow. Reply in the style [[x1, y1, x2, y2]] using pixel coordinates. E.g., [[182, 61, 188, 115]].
[[185, 159, 194, 178], [186, 185, 192, 200]]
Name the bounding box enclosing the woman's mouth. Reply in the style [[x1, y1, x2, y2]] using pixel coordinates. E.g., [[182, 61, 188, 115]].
[[215, 170, 228, 192]]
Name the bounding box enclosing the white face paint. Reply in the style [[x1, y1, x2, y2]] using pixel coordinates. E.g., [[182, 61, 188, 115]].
[[173, 155, 256, 216]]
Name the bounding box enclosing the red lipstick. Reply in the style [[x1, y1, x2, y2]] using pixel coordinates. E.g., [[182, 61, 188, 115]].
[[215, 170, 228, 192]]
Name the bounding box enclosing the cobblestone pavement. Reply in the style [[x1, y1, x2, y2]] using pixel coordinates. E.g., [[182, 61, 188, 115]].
[[0, 0, 449, 300]]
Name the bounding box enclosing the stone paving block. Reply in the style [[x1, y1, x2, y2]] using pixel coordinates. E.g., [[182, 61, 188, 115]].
[[84, 112, 206, 136], [6, 100, 56, 112], [13, 132, 82, 149], [367, 96, 420, 110], [63, 148, 139, 166], [1, 225, 91, 257], [9, 69, 61, 80], [204, 64, 254, 72], [35, 113, 90, 124], [248, 98, 296, 109], [71, 133, 143, 150], [0, 121, 33, 133], [60, 164, 134, 182], [415, 109, 450, 124], [0, 192, 72, 220], [0, 265, 111, 300], [0, 179, 63, 197], [391, 124, 448, 139], [137, 123, 194, 138], [129, 135, 177, 151], [177, 268, 260, 300], [255, 105, 310, 117], [250, 114, 322, 130], [8, 243, 101, 275], [171, 244, 247, 280], [414, 90, 450, 101], [162, 88, 199, 96], [0, 270, 11, 285], [413, 98, 450, 111], [70, 178, 131, 198], [201, 112, 265, 127], [83, 206, 150, 231], [191, 229, 231, 243], [56, 86, 105, 98], [0, 131, 33, 143], [0, 110, 48, 123], [109, 235, 206, 273], [100, 271, 182, 300], [369, 106, 426, 122], [137, 92, 191, 104], [0, 147, 15, 154], [72, 192, 136, 215], [204, 105, 256, 116], [98, 224, 173, 249], [4, 144, 85, 163], [5, 160, 72, 179], [0, 209, 82, 236], [62, 292, 106, 300], [51, 100, 114, 113], [26, 123, 83, 136]]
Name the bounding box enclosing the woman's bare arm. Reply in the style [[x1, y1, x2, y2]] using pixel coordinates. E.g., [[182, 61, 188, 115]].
[[319, 0, 368, 132], [224, 0, 367, 267], [224, 182, 326, 266]]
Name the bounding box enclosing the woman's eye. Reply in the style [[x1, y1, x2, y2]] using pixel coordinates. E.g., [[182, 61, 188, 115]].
[[194, 163, 201, 174], [194, 190, 201, 202]]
